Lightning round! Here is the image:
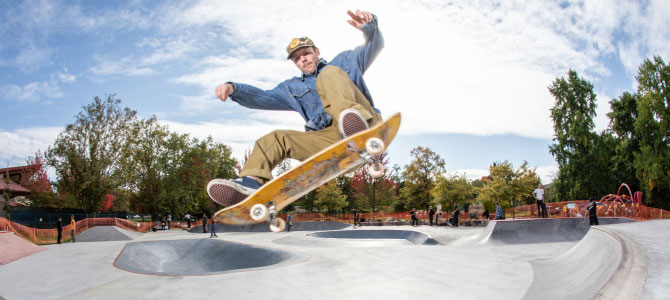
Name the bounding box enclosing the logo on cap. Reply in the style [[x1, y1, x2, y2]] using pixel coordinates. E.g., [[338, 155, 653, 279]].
[[286, 37, 315, 59]]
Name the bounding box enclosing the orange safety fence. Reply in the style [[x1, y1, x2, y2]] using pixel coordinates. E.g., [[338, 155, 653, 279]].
[[0, 217, 206, 245], [506, 200, 670, 221]]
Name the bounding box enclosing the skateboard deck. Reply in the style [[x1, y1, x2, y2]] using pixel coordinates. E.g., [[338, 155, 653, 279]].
[[213, 112, 401, 227]]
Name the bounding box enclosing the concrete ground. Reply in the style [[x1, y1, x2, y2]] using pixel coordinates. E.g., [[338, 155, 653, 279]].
[[0, 219, 667, 300]]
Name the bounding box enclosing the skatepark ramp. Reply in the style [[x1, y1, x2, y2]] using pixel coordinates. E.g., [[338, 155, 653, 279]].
[[76, 226, 143, 242], [114, 239, 309, 276], [522, 225, 646, 299], [459, 217, 633, 245], [308, 229, 439, 245], [0, 232, 45, 265]]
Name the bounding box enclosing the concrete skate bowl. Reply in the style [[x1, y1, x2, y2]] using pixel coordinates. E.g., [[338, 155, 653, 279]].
[[522, 225, 646, 300], [114, 239, 309, 276], [307, 230, 440, 245], [460, 217, 634, 245], [188, 221, 350, 233], [76, 226, 143, 242]]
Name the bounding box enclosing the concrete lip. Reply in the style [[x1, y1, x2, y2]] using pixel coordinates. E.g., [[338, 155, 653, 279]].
[[113, 239, 309, 276], [307, 229, 440, 245]]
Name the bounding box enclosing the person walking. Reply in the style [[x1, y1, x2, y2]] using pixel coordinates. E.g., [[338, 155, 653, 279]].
[[207, 9, 385, 208], [352, 208, 359, 228], [435, 203, 442, 226], [56, 217, 63, 244], [69, 215, 76, 243], [202, 213, 208, 233], [533, 183, 548, 218]]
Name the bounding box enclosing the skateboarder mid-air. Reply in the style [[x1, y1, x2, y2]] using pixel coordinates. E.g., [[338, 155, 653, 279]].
[[207, 9, 385, 207]]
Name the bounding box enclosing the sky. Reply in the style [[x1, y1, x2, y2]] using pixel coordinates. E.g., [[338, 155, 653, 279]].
[[1, 0, 669, 184]]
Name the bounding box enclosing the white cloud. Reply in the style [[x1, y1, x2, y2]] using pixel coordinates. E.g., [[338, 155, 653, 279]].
[[1, 70, 76, 102], [0, 126, 61, 166], [159, 0, 670, 140]]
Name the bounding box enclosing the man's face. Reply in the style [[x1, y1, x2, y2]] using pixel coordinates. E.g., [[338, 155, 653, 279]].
[[291, 47, 320, 74]]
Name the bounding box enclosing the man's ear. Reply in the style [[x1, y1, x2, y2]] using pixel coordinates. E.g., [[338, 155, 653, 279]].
[[315, 47, 320, 57]]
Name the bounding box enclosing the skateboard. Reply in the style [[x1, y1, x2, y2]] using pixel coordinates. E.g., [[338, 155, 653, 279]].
[[213, 112, 401, 232]]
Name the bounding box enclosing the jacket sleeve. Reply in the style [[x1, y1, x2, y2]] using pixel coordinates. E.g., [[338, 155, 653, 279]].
[[351, 14, 384, 73], [228, 81, 295, 111]]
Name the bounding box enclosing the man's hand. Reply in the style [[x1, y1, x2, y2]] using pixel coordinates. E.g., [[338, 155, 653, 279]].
[[347, 10, 373, 30], [215, 83, 234, 102]]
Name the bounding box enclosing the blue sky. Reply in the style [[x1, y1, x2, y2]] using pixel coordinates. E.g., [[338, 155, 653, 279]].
[[1, 0, 669, 183]]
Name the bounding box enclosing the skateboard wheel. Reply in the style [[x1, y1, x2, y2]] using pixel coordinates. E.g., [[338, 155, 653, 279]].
[[270, 217, 286, 232], [250, 204, 269, 221], [365, 137, 384, 156], [368, 162, 384, 178]]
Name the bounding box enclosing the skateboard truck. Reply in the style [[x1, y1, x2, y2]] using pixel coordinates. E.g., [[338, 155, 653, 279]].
[[360, 137, 385, 178], [250, 200, 286, 232]]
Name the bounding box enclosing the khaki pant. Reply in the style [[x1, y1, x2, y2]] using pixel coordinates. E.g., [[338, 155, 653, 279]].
[[240, 66, 382, 181]]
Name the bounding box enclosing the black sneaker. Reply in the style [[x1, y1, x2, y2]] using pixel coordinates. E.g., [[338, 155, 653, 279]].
[[207, 177, 261, 206]]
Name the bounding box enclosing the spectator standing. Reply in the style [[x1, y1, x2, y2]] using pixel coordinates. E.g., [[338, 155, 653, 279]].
[[435, 203, 442, 226], [70, 215, 76, 243], [210, 217, 218, 238], [185, 213, 191, 229], [588, 198, 599, 225], [450, 204, 460, 227], [410, 208, 418, 226], [533, 183, 548, 218], [56, 217, 63, 244], [202, 213, 208, 233], [428, 207, 435, 226], [286, 212, 293, 232], [167, 215, 172, 229]]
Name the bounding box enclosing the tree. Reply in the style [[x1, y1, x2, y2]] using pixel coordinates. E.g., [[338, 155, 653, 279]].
[[350, 152, 398, 212], [549, 70, 613, 200], [478, 161, 539, 217], [47, 95, 137, 213], [431, 173, 474, 211], [633, 56, 670, 209], [22, 151, 57, 208], [607, 92, 641, 192], [314, 180, 348, 213], [399, 146, 445, 211]]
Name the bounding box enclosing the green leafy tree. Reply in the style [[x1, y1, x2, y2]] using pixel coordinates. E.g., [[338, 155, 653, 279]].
[[431, 173, 474, 211], [633, 56, 670, 209], [607, 92, 641, 192], [47, 95, 137, 213], [314, 180, 348, 213], [549, 70, 614, 200], [478, 161, 539, 217], [399, 146, 445, 211]]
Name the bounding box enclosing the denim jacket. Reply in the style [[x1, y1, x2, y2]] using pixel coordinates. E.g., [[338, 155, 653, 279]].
[[228, 16, 384, 131]]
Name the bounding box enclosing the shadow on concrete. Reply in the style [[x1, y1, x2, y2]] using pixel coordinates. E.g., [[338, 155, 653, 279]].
[[308, 229, 440, 245]]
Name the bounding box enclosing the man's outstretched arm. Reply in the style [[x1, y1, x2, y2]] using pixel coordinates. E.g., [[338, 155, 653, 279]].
[[346, 10, 384, 73]]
